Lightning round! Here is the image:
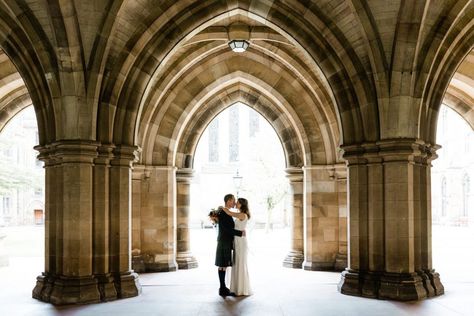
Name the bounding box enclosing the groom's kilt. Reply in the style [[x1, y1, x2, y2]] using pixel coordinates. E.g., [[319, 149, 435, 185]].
[[215, 241, 233, 267]]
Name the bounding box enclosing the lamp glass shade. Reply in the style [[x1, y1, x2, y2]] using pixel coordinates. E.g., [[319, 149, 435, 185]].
[[228, 40, 249, 53]]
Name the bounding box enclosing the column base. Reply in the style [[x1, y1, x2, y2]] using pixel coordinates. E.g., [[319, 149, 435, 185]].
[[176, 252, 198, 269], [334, 253, 347, 271], [283, 250, 303, 269], [422, 269, 444, 296], [338, 269, 444, 301], [135, 253, 177, 272], [113, 271, 142, 299], [95, 274, 118, 302], [32, 273, 101, 305], [303, 260, 334, 271]]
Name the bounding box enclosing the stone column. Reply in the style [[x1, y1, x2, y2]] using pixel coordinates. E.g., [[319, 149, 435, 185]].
[[333, 166, 348, 271], [283, 167, 304, 268], [303, 165, 341, 271], [338, 139, 444, 301], [33, 141, 102, 304], [130, 165, 145, 272], [109, 145, 141, 299], [136, 166, 177, 272], [93, 144, 117, 301], [176, 168, 198, 269]]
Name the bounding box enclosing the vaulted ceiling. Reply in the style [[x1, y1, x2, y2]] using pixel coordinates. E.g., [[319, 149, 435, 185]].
[[0, 1, 471, 162]]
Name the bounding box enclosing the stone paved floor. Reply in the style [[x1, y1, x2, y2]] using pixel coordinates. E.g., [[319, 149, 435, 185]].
[[0, 226, 473, 315]]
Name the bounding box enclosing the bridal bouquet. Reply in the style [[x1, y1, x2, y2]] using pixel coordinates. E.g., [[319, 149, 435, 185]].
[[208, 207, 223, 224]]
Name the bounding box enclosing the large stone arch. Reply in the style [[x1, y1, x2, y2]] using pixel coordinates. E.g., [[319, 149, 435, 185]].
[[1, 0, 471, 305], [98, 3, 378, 147], [134, 45, 341, 163], [419, 3, 474, 143], [0, 7, 58, 145], [440, 49, 474, 130], [171, 82, 308, 169], [0, 90, 32, 133]]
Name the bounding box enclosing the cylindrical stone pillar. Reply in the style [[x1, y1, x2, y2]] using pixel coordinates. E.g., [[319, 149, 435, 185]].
[[109, 145, 142, 299], [176, 168, 198, 269], [283, 167, 304, 268]]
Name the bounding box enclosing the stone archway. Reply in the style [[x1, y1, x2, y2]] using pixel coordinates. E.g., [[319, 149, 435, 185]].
[[119, 8, 349, 277], [131, 76, 347, 273], [0, 0, 469, 305]]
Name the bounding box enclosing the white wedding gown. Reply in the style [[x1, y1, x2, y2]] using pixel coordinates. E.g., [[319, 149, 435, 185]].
[[230, 214, 253, 296]]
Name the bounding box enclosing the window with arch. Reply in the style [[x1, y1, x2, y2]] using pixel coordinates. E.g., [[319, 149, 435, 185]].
[[463, 174, 470, 217]]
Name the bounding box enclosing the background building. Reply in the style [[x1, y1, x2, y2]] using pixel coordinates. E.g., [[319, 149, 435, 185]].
[[191, 103, 289, 230], [0, 107, 44, 226], [432, 105, 474, 227]]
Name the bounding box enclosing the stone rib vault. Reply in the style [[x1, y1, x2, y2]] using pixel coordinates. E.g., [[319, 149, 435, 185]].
[[0, 0, 471, 304]]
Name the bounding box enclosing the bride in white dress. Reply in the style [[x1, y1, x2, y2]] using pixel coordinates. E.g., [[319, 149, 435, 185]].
[[223, 198, 253, 296]]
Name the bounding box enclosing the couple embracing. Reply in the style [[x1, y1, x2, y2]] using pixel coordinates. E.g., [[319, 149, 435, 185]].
[[210, 194, 252, 297]]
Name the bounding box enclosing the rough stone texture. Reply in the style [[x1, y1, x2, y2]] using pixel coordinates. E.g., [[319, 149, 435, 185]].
[[303, 165, 345, 271], [131, 165, 177, 273]]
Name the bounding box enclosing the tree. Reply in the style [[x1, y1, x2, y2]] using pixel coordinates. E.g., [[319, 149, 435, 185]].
[[0, 137, 43, 195], [244, 127, 288, 232]]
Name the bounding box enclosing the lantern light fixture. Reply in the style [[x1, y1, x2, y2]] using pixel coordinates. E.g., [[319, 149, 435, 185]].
[[228, 39, 250, 53]]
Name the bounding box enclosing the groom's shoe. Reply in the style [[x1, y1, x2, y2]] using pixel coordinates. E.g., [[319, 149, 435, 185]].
[[219, 287, 227, 297], [219, 287, 236, 297]]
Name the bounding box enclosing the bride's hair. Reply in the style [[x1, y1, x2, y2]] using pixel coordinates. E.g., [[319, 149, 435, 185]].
[[238, 198, 251, 219]]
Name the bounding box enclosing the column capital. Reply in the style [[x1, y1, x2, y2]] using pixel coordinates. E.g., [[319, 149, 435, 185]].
[[35, 140, 100, 165], [302, 164, 347, 180], [111, 145, 140, 167], [176, 168, 194, 183], [341, 139, 440, 165], [95, 143, 115, 165], [285, 167, 303, 183]]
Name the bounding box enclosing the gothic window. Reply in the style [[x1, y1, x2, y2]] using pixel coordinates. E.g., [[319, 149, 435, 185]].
[[463, 174, 470, 217], [249, 109, 260, 137], [441, 177, 447, 217], [208, 119, 219, 162], [229, 106, 239, 162]]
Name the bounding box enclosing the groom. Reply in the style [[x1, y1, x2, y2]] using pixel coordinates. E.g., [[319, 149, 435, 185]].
[[214, 193, 245, 297]]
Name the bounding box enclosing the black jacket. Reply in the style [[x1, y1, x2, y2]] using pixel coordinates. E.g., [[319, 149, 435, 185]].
[[217, 210, 243, 245]]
